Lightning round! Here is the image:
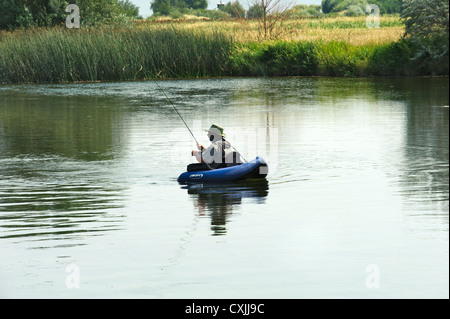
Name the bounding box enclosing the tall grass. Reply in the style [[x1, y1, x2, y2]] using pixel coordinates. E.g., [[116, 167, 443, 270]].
[[135, 16, 405, 45], [0, 26, 232, 83], [0, 16, 447, 83]]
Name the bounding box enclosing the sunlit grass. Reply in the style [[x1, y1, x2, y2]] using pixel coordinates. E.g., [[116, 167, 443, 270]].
[[2, 15, 443, 83], [134, 15, 404, 45]]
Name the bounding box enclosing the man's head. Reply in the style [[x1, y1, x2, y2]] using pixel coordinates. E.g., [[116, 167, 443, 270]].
[[205, 124, 225, 142]]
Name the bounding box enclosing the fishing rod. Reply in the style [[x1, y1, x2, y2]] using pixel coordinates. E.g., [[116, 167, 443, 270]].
[[103, 32, 200, 146], [104, 31, 246, 165]]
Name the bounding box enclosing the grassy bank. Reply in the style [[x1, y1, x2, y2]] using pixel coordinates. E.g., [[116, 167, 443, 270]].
[[0, 26, 231, 83], [230, 39, 448, 77], [0, 16, 448, 83]]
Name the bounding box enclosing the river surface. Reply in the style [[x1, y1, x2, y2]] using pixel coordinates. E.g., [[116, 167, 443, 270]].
[[0, 77, 448, 298]]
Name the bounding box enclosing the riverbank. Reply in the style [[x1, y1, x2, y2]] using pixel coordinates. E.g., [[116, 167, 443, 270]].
[[0, 17, 448, 83]]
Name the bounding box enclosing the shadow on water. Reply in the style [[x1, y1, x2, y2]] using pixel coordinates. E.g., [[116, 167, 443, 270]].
[[182, 179, 269, 236]]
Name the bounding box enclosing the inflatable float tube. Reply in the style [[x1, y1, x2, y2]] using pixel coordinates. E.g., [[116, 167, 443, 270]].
[[177, 157, 268, 184]]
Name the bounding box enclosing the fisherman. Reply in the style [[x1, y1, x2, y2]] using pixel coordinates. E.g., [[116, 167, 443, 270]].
[[190, 124, 242, 171]]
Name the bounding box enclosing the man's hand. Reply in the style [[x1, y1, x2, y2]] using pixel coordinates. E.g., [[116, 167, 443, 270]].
[[197, 143, 205, 151]]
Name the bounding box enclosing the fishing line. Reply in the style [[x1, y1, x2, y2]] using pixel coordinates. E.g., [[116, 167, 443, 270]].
[[103, 31, 200, 145], [103, 30, 246, 166]]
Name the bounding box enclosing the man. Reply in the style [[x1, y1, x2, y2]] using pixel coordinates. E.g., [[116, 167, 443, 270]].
[[190, 124, 242, 170]]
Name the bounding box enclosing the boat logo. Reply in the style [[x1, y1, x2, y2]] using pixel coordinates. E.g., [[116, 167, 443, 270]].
[[189, 173, 203, 180]]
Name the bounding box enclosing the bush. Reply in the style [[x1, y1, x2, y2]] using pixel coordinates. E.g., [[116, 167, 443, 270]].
[[230, 41, 319, 76], [401, 0, 449, 75], [367, 39, 415, 75]]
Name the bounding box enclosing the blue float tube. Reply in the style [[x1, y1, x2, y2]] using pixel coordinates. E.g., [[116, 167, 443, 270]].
[[177, 156, 268, 184]]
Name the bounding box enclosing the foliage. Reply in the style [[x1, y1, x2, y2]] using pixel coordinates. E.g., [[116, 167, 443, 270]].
[[230, 41, 319, 76], [150, 0, 207, 16], [0, 0, 142, 29], [0, 0, 67, 29], [402, 0, 449, 39], [184, 0, 208, 10], [322, 0, 403, 14], [186, 8, 230, 19], [290, 4, 323, 17], [247, 3, 264, 19], [219, 1, 245, 18], [230, 37, 447, 77], [401, 0, 449, 73], [119, 0, 142, 19]]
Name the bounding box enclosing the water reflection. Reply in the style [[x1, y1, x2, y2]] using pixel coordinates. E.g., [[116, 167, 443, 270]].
[[0, 90, 126, 161], [183, 180, 269, 235], [0, 87, 129, 248], [228, 77, 449, 217], [0, 156, 126, 248], [400, 80, 449, 217]]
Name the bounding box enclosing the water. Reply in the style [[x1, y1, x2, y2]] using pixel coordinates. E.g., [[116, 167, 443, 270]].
[[0, 77, 448, 298]]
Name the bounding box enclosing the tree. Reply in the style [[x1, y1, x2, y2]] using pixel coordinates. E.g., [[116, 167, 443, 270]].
[[321, 0, 403, 14], [219, 1, 245, 18], [247, 3, 264, 18], [151, 0, 206, 16], [74, 0, 135, 25], [184, 0, 207, 10], [249, 0, 295, 40], [119, 0, 142, 19], [0, 0, 67, 29], [376, 0, 403, 13], [0, 0, 143, 29], [0, 0, 31, 29], [402, 0, 449, 39], [401, 0, 449, 72], [321, 0, 339, 13], [291, 4, 323, 17]]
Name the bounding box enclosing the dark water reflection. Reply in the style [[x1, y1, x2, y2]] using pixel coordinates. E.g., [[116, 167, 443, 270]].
[[184, 180, 269, 235], [0, 92, 126, 161], [0, 88, 127, 247]]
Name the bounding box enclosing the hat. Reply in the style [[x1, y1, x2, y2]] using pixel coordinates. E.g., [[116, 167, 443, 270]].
[[205, 124, 226, 138]]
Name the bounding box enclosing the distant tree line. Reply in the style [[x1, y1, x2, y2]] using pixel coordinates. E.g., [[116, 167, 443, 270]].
[[0, 0, 141, 29], [322, 0, 403, 15], [150, 0, 207, 17], [149, 0, 404, 18]]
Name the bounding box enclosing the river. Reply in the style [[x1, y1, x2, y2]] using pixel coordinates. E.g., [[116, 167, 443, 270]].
[[0, 77, 448, 298]]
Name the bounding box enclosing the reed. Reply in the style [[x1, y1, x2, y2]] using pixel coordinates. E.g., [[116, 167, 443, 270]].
[[0, 25, 232, 83]]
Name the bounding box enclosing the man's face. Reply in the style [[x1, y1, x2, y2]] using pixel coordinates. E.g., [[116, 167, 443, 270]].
[[207, 132, 220, 142]]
